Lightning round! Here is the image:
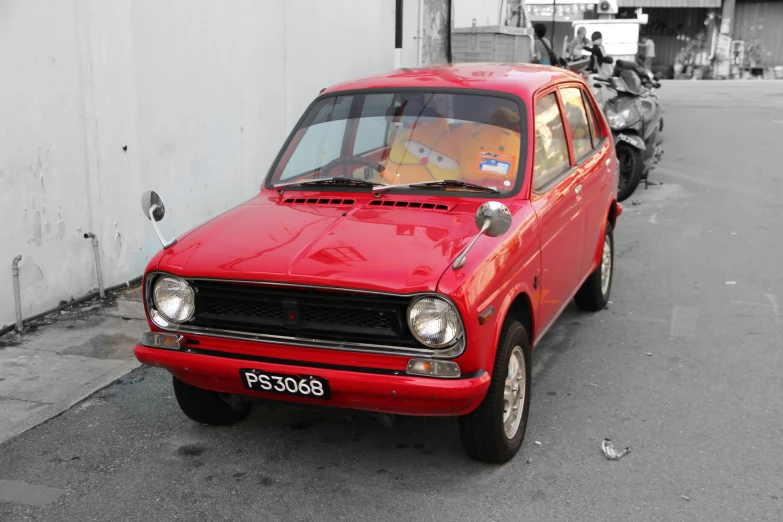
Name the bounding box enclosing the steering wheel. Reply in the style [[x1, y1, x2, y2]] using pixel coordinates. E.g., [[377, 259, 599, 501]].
[[320, 156, 385, 177]]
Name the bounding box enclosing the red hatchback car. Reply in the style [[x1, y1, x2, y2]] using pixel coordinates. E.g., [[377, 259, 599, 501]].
[[135, 64, 621, 463]]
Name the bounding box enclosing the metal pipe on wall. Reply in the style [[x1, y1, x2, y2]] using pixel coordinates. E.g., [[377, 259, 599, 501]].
[[83, 233, 105, 299], [0, 275, 144, 338], [12, 255, 24, 333]]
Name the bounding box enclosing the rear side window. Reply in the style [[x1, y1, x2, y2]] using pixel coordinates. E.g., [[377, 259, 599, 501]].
[[532, 93, 570, 191], [581, 90, 602, 147], [560, 87, 592, 161]]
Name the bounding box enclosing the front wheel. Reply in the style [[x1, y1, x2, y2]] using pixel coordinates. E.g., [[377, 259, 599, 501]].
[[173, 376, 252, 426], [616, 142, 643, 202], [575, 223, 614, 311], [458, 321, 531, 464]]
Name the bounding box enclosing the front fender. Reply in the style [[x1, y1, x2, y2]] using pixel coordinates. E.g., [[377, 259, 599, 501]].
[[437, 203, 540, 376], [614, 132, 646, 151]]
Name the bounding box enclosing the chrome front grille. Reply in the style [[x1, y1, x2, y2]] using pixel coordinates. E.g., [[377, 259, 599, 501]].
[[187, 280, 421, 347]]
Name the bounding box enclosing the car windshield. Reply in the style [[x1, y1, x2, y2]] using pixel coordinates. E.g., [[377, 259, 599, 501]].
[[267, 91, 527, 194]]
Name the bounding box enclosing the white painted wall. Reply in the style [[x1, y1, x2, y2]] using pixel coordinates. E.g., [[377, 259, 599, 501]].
[[401, 0, 421, 67], [0, 0, 397, 328]]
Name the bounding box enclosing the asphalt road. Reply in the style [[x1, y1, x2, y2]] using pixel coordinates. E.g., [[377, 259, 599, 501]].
[[2, 81, 782, 522]]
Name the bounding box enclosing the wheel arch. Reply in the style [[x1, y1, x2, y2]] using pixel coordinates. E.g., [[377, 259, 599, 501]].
[[585, 200, 617, 273], [607, 198, 618, 229], [500, 291, 535, 347]]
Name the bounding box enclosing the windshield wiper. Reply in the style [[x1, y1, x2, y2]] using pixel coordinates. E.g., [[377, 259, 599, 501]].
[[274, 177, 382, 190], [372, 179, 500, 194]]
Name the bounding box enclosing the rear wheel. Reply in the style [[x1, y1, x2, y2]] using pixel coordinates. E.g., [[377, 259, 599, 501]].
[[173, 376, 251, 426], [459, 321, 531, 464], [575, 223, 614, 311], [616, 142, 643, 202]]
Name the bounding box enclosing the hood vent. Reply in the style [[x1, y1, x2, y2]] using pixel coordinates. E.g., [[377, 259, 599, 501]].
[[283, 198, 356, 206], [369, 200, 450, 211]]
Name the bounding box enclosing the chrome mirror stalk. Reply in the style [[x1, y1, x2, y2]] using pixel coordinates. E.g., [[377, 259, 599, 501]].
[[452, 201, 512, 270], [453, 220, 491, 270], [148, 205, 177, 249], [141, 191, 177, 249]]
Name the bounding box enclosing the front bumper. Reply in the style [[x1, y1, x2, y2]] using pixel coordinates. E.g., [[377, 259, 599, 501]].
[[134, 344, 490, 416]]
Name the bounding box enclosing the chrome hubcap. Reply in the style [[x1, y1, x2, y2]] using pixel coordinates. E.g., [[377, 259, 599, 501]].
[[600, 235, 612, 296], [503, 346, 526, 439]]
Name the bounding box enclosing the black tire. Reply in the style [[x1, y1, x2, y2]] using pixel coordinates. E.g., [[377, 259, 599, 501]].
[[616, 142, 643, 202], [459, 321, 531, 464], [575, 223, 614, 312], [173, 376, 251, 426]]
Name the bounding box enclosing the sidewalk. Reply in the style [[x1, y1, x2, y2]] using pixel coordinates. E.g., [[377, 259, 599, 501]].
[[0, 286, 145, 445]]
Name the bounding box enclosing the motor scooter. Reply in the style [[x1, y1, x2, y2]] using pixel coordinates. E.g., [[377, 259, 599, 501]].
[[592, 69, 664, 202]]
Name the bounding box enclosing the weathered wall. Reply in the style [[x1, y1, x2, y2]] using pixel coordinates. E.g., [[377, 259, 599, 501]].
[[0, 1, 97, 324], [421, 0, 450, 65], [0, 0, 396, 327]]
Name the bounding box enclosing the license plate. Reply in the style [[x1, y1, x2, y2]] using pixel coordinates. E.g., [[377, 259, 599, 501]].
[[239, 368, 330, 399]]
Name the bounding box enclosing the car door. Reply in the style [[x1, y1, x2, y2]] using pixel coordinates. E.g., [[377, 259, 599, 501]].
[[529, 89, 586, 333], [558, 85, 613, 278]]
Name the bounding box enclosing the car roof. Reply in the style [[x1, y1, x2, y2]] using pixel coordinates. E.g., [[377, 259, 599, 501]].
[[323, 63, 581, 101]]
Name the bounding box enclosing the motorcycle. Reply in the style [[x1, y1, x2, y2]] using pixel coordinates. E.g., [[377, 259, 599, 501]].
[[591, 66, 664, 202]]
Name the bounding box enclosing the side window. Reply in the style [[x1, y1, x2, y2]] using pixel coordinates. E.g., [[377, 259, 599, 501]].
[[353, 94, 395, 155], [282, 120, 347, 180], [560, 87, 593, 161], [533, 93, 570, 192], [281, 96, 351, 181], [581, 90, 602, 147]]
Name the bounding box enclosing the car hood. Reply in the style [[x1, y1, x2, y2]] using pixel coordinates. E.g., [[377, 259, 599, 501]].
[[156, 195, 481, 293]]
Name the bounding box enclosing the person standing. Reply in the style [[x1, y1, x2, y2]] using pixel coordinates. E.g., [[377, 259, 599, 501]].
[[639, 36, 655, 70], [533, 23, 554, 66]]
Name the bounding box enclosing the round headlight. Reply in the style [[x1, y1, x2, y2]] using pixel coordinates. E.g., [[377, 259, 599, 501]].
[[153, 276, 195, 323], [407, 296, 463, 348]]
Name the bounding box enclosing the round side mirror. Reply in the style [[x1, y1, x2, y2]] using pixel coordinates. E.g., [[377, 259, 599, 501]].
[[475, 201, 512, 237], [141, 191, 166, 222]]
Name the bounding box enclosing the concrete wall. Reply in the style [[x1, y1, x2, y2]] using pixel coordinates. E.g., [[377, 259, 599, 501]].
[[0, 0, 396, 328], [421, 0, 450, 65]]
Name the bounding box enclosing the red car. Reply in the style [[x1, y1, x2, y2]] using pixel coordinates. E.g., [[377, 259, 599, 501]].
[[135, 64, 621, 463]]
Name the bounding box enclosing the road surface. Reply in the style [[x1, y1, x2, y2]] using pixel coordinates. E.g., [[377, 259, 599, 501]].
[[1, 80, 782, 521]]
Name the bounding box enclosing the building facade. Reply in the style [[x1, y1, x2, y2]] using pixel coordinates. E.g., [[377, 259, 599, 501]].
[[618, 0, 783, 71]]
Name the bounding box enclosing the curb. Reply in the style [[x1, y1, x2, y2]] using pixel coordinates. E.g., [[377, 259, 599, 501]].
[[0, 360, 141, 447]]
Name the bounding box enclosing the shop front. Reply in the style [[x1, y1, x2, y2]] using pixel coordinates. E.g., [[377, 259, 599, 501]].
[[617, 0, 783, 79], [617, 0, 721, 77]]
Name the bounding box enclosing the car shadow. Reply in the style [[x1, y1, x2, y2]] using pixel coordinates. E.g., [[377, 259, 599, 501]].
[[182, 305, 591, 481]]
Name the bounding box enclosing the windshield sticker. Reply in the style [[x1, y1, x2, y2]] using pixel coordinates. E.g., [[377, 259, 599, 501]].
[[476, 151, 516, 176]]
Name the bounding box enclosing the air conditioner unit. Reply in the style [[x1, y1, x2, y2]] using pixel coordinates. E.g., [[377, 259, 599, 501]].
[[597, 0, 618, 15]]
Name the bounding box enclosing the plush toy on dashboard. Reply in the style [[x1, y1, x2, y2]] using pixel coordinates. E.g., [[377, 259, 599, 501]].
[[460, 122, 521, 190], [382, 119, 463, 185]]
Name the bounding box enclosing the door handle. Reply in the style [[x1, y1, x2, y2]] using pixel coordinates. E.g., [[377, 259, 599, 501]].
[[575, 184, 583, 196]]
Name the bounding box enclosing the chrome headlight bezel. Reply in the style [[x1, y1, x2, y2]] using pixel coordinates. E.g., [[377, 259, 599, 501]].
[[151, 275, 196, 324], [407, 295, 464, 349]]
